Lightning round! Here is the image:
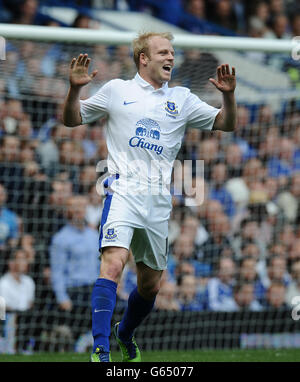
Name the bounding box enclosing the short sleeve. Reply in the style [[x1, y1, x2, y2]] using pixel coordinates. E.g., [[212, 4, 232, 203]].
[[79, 80, 112, 124], [185, 92, 220, 131]]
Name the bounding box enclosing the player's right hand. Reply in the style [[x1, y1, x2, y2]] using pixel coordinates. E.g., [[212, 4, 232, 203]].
[[69, 53, 98, 88]]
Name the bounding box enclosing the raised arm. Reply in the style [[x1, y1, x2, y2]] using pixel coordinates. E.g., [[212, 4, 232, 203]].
[[209, 64, 237, 132], [63, 53, 98, 127]]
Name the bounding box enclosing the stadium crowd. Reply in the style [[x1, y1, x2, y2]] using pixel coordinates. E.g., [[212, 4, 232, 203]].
[[0, 0, 299, 351], [0, 0, 300, 40]]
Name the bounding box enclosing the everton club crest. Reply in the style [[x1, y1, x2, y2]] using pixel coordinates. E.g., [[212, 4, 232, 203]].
[[165, 101, 178, 117], [105, 228, 117, 240]]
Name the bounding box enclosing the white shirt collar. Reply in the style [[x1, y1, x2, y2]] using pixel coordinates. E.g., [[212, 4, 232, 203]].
[[134, 72, 168, 93]]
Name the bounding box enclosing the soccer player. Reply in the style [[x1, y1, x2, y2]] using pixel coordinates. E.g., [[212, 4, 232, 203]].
[[63, 32, 236, 362]]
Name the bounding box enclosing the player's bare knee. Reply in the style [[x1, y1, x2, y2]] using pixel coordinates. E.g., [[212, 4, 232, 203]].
[[100, 247, 128, 283]]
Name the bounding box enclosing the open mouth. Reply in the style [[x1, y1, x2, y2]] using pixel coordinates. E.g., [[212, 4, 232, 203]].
[[162, 65, 172, 73]]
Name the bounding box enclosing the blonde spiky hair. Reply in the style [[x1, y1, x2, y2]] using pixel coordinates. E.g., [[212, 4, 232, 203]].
[[132, 32, 174, 70]]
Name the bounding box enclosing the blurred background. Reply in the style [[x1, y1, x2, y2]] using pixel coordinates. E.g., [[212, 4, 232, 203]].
[[0, 0, 300, 355]]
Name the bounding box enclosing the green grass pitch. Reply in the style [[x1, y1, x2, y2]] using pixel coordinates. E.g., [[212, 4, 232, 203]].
[[1, 349, 300, 362]]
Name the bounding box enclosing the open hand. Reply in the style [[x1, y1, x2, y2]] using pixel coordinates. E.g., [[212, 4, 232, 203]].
[[69, 53, 98, 88], [209, 64, 236, 93]]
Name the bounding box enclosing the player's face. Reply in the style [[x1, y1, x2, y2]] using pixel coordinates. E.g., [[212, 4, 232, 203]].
[[141, 36, 175, 88]]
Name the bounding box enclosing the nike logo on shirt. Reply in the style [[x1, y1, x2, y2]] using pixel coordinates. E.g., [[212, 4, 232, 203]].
[[124, 101, 137, 105]]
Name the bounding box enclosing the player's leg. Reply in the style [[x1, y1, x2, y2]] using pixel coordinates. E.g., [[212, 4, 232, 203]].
[[119, 262, 162, 337], [91, 246, 129, 362], [114, 262, 163, 361]]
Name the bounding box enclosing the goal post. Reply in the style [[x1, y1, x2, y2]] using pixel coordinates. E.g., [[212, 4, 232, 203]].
[[0, 23, 296, 51], [0, 23, 299, 354]]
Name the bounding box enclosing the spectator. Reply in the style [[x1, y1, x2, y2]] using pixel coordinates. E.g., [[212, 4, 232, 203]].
[[209, 162, 236, 218], [268, 241, 287, 257], [293, 125, 300, 161], [211, 0, 238, 31], [78, 165, 98, 194], [186, 0, 206, 19], [264, 176, 279, 202], [232, 105, 257, 161], [1, 51, 20, 99], [177, 274, 203, 311], [0, 183, 20, 250], [197, 138, 220, 180], [248, 1, 270, 37], [11, 0, 37, 24], [155, 281, 180, 311], [247, 189, 277, 243], [200, 212, 233, 270], [278, 224, 296, 256], [256, 255, 291, 302], [291, 13, 300, 37], [179, 128, 200, 163], [259, 128, 280, 168], [232, 214, 267, 261], [277, 172, 300, 224], [226, 282, 263, 311], [205, 257, 236, 311], [0, 248, 35, 311], [19, 140, 35, 163], [17, 115, 35, 142], [290, 239, 300, 263], [256, 104, 274, 129], [241, 240, 260, 258], [168, 233, 202, 279], [269, 0, 286, 17], [19, 233, 36, 265], [0, 135, 24, 207], [18, 160, 50, 235], [94, 123, 109, 161], [181, 213, 208, 248], [1, 98, 25, 135], [54, 140, 83, 187], [285, 260, 300, 307], [239, 256, 258, 282], [71, 13, 100, 29], [18, 54, 43, 96], [267, 138, 299, 181], [36, 123, 71, 175], [38, 179, 72, 245], [262, 281, 289, 310], [225, 143, 243, 178], [197, 198, 224, 228], [50, 195, 100, 340], [226, 158, 266, 221], [263, 14, 291, 39], [174, 261, 196, 279], [85, 184, 103, 230], [70, 124, 97, 163], [238, 256, 263, 301]]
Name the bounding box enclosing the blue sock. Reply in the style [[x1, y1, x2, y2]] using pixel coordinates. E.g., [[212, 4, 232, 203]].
[[118, 287, 155, 343], [91, 278, 117, 352]]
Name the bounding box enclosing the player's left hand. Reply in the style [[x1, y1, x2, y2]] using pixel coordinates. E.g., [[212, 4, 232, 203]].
[[209, 64, 236, 93]]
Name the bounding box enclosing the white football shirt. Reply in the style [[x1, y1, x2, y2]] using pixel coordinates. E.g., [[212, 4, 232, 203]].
[[80, 73, 219, 191]]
